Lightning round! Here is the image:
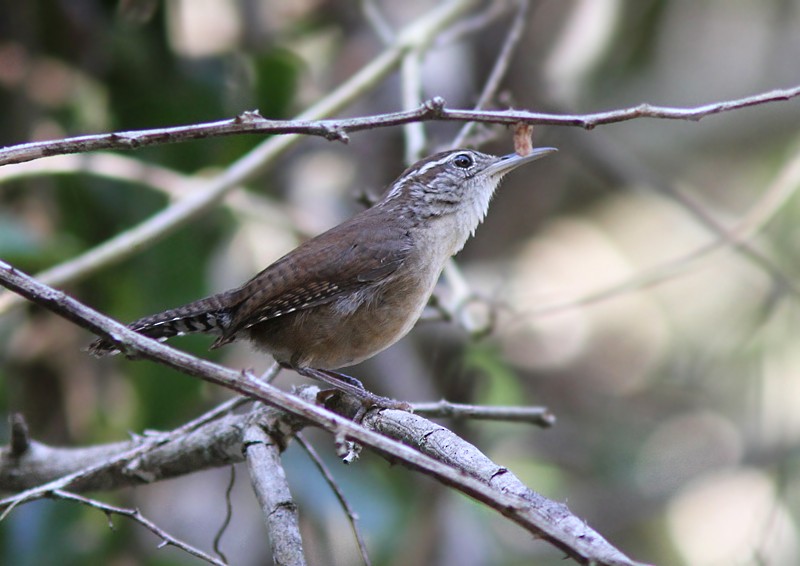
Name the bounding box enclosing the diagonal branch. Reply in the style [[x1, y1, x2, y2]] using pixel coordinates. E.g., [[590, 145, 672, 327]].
[[0, 260, 643, 566]]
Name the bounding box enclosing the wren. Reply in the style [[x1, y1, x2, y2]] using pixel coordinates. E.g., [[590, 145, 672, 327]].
[[89, 147, 556, 402]]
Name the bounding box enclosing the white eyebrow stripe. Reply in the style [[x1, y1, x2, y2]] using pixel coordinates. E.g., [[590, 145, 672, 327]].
[[385, 151, 477, 200]]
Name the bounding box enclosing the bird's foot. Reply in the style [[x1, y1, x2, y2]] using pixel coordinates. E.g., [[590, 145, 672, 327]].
[[316, 387, 410, 422]]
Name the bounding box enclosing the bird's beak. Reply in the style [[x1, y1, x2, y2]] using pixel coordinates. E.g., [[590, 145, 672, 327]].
[[482, 147, 557, 178]]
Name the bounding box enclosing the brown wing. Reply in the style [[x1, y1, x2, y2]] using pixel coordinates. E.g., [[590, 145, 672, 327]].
[[214, 207, 412, 346]]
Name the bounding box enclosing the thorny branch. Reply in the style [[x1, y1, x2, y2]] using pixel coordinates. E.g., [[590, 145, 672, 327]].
[[2, 85, 799, 167], [0, 260, 643, 566]]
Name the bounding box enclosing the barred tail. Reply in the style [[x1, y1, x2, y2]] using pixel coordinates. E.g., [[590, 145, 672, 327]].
[[87, 294, 233, 357]]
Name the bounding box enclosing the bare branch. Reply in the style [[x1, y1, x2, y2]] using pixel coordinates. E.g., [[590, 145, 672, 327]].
[[411, 399, 555, 427], [0, 111, 348, 167], [50, 490, 227, 566], [0, 396, 246, 496], [244, 416, 305, 566], [0, 261, 642, 565], [3, 85, 798, 168], [0, 399, 260, 495]]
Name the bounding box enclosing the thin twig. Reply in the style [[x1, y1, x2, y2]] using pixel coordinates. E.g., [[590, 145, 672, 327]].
[[0, 441, 145, 520], [411, 399, 555, 427], [50, 489, 227, 566], [296, 433, 372, 566], [212, 465, 236, 564], [3, 86, 800, 168], [0, 260, 643, 566]]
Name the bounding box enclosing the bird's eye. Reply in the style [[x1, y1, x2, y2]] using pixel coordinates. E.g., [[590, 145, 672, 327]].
[[452, 153, 473, 169]]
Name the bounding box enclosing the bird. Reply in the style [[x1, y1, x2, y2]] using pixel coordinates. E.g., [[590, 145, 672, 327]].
[[89, 147, 556, 404]]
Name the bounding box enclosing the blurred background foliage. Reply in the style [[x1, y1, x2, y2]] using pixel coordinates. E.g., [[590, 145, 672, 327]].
[[1, 1, 800, 565]]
